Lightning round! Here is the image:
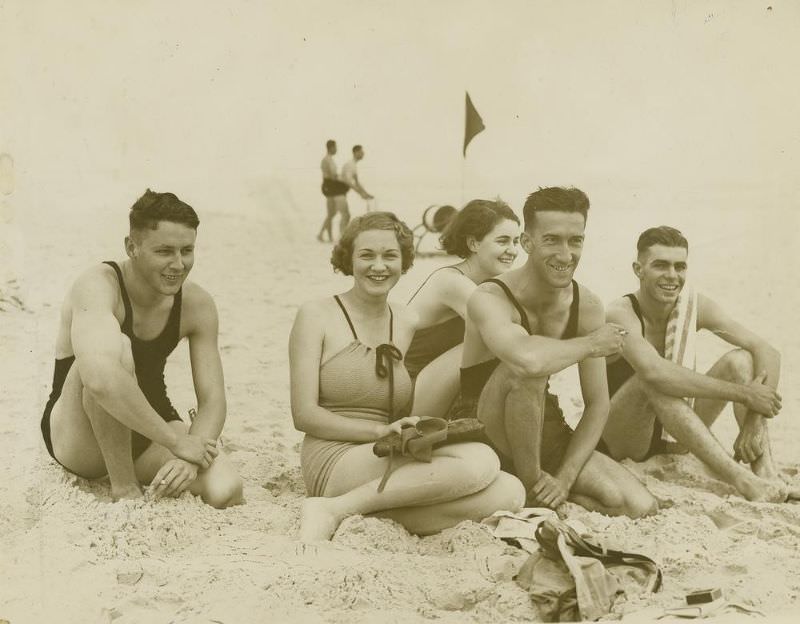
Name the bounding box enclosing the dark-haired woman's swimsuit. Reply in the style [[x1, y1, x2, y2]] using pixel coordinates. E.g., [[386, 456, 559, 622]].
[[404, 266, 466, 380], [41, 261, 184, 468], [451, 279, 579, 473]]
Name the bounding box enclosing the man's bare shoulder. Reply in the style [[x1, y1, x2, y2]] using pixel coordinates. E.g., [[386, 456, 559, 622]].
[[181, 280, 216, 310], [180, 280, 220, 335], [576, 283, 603, 313], [606, 293, 637, 319], [575, 283, 604, 330], [67, 263, 121, 309]]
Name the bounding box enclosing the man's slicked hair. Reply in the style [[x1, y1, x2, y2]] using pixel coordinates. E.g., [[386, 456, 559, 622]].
[[326, 139, 336, 150], [636, 226, 688, 256], [352, 144, 363, 155], [522, 186, 589, 231], [129, 189, 199, 233]]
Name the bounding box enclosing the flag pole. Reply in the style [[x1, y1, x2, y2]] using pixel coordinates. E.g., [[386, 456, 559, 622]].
[[460, 157, 465, 206]]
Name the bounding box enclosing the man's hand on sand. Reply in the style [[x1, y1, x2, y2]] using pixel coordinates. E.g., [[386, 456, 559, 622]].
[[588, 323, 627, 358], [149, 458, 199, 499], [528, 471, 568, 509], [171, 433, 218, 468], [734, 415, 767, 464], [742, 371, 782, 417]]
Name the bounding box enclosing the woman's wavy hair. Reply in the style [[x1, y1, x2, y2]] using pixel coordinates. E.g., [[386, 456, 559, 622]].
[[439, 199, 519, 258], [331, 211, 415, 275]]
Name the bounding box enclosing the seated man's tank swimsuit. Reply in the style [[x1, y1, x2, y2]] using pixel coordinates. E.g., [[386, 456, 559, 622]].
[[404, 266, 467, 380], [41, 261, 183, 469], [599, 293, 667, 459], [300, 296, 413, 497], [451, 279, 579, 473]]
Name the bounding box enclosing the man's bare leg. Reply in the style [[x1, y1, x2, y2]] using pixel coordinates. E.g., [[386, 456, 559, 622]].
[[411, 344, 462, 419], [693, 349, 777, 479], [569, 451, 658, 518], [603, 377, 657, 461], [50, 335, 142, 500], [476, 362, 547, 494], [317, 198, 335, 241], [336, 196, 350, 240], [642, 383, 785, 502], [134, 421, 244, 509]]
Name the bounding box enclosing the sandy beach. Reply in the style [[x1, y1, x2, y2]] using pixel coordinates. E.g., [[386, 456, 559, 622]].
[[1, 184, 799, 623], [3, 1, 800, 622]]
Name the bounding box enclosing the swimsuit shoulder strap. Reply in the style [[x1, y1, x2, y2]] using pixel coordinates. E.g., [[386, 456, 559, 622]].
[[563, 280, 580, 339], [333, 295, 358, 340], [103, 261, 133, 333], [407, 265, 464, 303], [485, 278, 531, 334], [388, 305, 394, 341], [625, 293, 646, 335]]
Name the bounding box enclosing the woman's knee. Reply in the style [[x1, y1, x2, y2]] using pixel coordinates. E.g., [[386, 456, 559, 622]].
[[439, 442, 501, 491], [490, 471, 525, 513]]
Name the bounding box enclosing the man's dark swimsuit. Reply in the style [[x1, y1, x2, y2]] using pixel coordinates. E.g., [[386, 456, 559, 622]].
[[598, 293, 666, 459], [41, 261, 183, 468], [321, 178, 349, 198], [452, 279, 579, 473]]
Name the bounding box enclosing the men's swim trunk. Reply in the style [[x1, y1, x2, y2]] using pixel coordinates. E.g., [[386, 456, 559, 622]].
[[321, 179, 349, 198]]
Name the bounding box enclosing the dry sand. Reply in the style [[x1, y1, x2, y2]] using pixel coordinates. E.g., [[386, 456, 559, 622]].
[[1, 189, 800, 624]]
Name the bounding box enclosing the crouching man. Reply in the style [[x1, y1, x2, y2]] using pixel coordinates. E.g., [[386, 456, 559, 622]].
[[41, 189, 243, 508]]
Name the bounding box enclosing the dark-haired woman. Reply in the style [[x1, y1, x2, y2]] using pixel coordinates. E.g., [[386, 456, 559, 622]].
[[406, 199, 520, 419], [290, 211, 524, 541]]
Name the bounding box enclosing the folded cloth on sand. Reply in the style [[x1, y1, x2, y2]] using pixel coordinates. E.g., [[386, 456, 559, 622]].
[[514, 518, 662, 622], [482, 508, 561, 554]]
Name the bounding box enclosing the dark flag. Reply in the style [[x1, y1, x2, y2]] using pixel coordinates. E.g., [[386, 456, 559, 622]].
[[463, 92, 485, 156]]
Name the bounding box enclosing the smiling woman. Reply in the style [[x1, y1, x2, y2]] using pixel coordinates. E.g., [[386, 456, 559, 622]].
[[289, 211, 524, 541], [405, 199, 521, 420]]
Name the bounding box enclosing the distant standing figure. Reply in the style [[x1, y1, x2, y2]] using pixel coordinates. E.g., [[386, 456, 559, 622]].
[[318, 140, 350, 242], [341, 145, 374, 212]]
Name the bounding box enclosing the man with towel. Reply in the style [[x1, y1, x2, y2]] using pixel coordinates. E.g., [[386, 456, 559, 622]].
[[600, 226, 791, 502]]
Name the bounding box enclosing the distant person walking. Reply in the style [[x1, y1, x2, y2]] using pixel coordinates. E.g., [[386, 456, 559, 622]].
[[341, 145, 374, 211], [318, 140, 349, 242]]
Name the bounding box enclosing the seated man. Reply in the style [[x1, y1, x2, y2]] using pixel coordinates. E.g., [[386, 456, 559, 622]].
[[41, 189, 243, 508], [601, 226, 791, 503], [454, 187, 657, 518]]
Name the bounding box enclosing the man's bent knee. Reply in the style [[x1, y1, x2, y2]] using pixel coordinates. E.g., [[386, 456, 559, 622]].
[[625, 490, 659, 519], [719, 348, 753, 382], [202, 472, 244, 509]]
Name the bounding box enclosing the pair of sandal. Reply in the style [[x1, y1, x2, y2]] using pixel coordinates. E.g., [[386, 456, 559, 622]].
[[372, 417, 486, 492]]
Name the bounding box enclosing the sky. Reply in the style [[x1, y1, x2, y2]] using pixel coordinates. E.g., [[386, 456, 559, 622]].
[[1, 0, 799, 228]]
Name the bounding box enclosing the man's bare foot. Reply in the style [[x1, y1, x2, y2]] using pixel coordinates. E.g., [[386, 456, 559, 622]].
[[299, 497, 343, 542], [737, 473, 786, 503], [111, 484, 144, 501]]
